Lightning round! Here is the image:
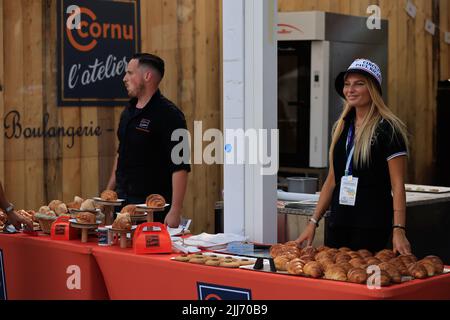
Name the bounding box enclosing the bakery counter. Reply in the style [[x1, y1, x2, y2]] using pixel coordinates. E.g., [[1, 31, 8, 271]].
[[0, 233, 109, 300], [92, 246, 450, 300]]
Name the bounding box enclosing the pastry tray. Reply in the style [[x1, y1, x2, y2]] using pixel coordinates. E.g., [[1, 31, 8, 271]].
[[405, 184, 450, 194]]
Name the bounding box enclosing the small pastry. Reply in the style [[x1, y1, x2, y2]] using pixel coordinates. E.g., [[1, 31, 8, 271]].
[[174, 254, 190, 262], [238, 259, 254, 266], [378, 262, 402, 283], [219, 260, 240, 268], [407, 263, 428, 279], [189, 257, 206, 264], [205, 258, 221, 266], [55, 203, 68, 216], [274, 255, 290, 271]]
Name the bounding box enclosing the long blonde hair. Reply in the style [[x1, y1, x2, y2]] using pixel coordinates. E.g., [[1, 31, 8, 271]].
[[329, 75, 409, 169]]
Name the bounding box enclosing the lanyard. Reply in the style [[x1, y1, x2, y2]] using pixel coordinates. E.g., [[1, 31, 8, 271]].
[[345, 123, 355, 176]]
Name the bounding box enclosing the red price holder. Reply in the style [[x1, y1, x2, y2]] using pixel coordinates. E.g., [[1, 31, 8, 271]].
[[133, 222, 172, 254], [51, 216, 79, 240]]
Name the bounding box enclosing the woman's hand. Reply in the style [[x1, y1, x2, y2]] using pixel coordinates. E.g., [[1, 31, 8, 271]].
[[295, 223, 316, 248], [392, 228, 411, 255]]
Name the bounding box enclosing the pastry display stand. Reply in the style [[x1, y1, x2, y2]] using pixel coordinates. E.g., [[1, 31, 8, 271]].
[[107, 226, 137, 249], [135, 204, 170, 224], [253, 257, 277, 272], [92, 198, 125, 225], [69, 219, 101, 243]]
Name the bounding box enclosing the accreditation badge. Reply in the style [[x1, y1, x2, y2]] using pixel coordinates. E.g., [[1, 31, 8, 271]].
[[339, 176, 358, 206]]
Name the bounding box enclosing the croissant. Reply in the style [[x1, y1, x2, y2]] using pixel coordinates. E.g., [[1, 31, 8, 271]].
[[389, 258, 409, 276], [349, 258, 367, 269], [303, 261, 323, 278], [365, 257, 382, 266], [336, 262, 353, 274], [378, 262, 402, 283], [347, 268, 368, 284], [379, 270, 392, 286], [347, 251, 362, 259], [315, 250, 335, 262], [375, 249, 396, 262], [121, 204, 138, 215], [302, 246, 317, 257], [274, 255, 290, 271], [317, 245, 330, 252], [298, 254, 314, 265], [418, 260, 437, 277], [335, 253, 352, 264], [407, 262, 428, 279], [338, 247, 352, 252], [399, 254, 417, 266], [287, 258, 305, 275], [422, 255, 444, 273], [270, 244, 284, 258], [318, 259, 335, 272], [284, 241, 300, 248], [145, 194, 166, 208], [76, 212, 96, 224], [281, 252, 299, 261], [112, 213, 132, 230], [101, 190, 118, 201], [324, 266, 347, 281], [357, 249, 373, 258]]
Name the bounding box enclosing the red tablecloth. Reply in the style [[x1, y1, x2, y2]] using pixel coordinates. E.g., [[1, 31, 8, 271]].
[[0, 233, 109, 300], [92, 246, 450, 300]]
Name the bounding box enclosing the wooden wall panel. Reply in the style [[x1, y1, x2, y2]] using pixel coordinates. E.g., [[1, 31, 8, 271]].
[[441, 0, 450, 80], [0, 0, 4, 184]]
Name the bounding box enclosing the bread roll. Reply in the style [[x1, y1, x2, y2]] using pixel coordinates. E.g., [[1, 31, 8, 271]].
[[303, 261, 323, 278], [76, 212, 96, 224], [101, 190, 118, 201]]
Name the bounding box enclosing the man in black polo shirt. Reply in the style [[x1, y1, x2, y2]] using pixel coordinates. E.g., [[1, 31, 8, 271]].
[[106, 53, 190, 227]]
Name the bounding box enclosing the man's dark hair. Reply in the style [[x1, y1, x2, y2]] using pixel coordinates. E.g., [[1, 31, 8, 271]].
[[132, 53, 165, 80]]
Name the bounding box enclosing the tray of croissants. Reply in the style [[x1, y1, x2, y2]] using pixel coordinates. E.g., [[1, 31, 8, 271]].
[[263, 241, 448, 287]]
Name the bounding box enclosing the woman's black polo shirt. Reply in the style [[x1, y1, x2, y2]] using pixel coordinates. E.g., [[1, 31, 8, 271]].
[[116, 90, 190, 203], [329, 109, 407, 229]]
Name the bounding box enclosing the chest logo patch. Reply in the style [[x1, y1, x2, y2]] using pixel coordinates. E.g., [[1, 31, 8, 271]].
[[136, 118, 151, 132]]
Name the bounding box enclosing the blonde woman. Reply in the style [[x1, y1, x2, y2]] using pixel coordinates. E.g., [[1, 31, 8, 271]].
[[296, 59, 411, 255]]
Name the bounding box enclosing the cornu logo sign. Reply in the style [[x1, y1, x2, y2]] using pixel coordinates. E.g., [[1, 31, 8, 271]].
[[57, 0, 141, 107], [66, 5, 134, 52]]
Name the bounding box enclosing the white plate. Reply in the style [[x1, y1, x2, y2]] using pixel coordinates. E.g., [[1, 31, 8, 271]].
[[92, 197, 125, 204], [69, 208, 101, 214], [136, 203, 170, 210], [69, 218, 102, 224]]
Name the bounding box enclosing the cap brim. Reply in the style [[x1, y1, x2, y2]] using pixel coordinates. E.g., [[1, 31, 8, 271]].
[[334, 69, 382, 99]]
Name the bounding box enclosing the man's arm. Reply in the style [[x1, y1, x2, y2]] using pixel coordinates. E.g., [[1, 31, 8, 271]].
[[106, 155, 118, 190], [164, 170, 188, 227]]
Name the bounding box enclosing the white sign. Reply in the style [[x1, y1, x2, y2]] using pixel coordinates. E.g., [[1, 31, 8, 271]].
[[405, 0, 417, 18], [445, 32, 450, 44], [425, 20, 436, 36]]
